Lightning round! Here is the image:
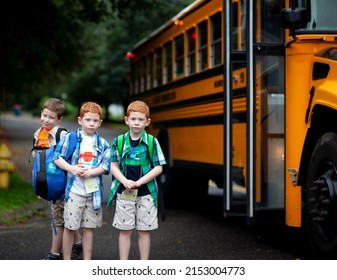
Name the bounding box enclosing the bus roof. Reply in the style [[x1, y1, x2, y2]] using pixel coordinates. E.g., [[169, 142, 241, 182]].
[[133, 0, 204, 51]]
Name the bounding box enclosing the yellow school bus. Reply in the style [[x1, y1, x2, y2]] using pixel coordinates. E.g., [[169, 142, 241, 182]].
[[127, 0, 337, 256]]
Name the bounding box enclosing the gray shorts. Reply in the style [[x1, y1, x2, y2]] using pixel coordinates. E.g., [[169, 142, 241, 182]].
[[113, 193, 158, 231], [64, 192, 102, 230]]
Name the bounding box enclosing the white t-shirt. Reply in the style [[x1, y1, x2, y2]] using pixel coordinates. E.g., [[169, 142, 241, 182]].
[[71, 132, 97, 196]]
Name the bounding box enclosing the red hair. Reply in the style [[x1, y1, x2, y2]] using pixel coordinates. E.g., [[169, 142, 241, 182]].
[[126, 100, 150, 118], [79, 102, 102, 119]]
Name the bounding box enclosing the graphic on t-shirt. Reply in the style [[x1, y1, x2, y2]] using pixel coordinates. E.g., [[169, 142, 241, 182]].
[[78, 151, 97, 169], [80, 151, 96, 162]]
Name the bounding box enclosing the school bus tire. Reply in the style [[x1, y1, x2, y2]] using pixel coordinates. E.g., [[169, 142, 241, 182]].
[[305, 132, 337, 255]]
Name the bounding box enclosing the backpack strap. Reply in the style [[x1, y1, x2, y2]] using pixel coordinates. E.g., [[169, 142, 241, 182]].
[[50, 202, 58, 235], [117, 134, 125, 157], [117, 133, 154, 164], [55, 127, 67, 143], [32, 127, 67, 149], [64, 131, 78, 160], [147, 134, 154, 165]]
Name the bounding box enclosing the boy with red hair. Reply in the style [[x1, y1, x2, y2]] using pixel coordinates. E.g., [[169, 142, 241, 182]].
[[108, 100, 166, 260], [54, 102, 110, 260]]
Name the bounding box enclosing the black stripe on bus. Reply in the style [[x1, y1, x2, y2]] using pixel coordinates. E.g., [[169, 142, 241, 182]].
[[151, 92, 223, 114], [137, 65, 224, 98], [152, 112, 247, 129]]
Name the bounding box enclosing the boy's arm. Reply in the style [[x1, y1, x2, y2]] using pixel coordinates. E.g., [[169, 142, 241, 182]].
[[134, 165, 163, 189], [80, 167, 106, 179], [53, 131, 85, 177], [54, 157, 83, 176]]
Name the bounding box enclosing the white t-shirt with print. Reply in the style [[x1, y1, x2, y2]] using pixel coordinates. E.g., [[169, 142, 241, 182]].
[[71, 132, 97, 196]]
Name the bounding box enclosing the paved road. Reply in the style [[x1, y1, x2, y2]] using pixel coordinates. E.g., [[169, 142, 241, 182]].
[[0, 113, 310, 260]]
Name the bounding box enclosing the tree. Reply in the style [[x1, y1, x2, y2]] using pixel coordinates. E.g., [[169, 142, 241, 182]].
[[0, 0, 194, 114], [0, 0, 112, 109], [65, 0, 195, 118]]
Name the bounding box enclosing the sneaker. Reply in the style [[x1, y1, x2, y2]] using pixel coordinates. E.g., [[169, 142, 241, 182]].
[[71, 242, 83, 260], [43, 252, 63, 260]]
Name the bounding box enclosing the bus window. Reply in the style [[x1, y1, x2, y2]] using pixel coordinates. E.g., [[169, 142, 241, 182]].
[[147, 53, 153, 90], [134, 60, 140, 95], [256, 55, 285, 208], [164, 41, 172, 84], [211, 12, 222, 67], [140, 57, 146, 92], [198, 20, 208, 71], [175, 34, 184, 77], [187, 28, 196, 75], [154, 47, 162, 87], [298, 0, 337, 31], [129, 63, 134, 96], [232, 0, 246, 51], [259, 0, 284, 43]]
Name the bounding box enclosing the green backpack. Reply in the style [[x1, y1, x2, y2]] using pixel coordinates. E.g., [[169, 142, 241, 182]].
[[116, 133, 165, 221], [116, 133, 154, 164]]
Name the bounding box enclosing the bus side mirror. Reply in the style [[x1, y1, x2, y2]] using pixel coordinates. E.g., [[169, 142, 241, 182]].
[[281, 8, 308, 30]]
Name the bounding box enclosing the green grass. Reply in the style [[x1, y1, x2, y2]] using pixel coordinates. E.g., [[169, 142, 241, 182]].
[[0, 173, 37, 211], [0, 173, 47, 225]]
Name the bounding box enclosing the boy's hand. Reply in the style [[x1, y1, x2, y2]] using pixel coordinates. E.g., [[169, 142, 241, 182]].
[[79, 168, 92, 179], [123, 179, 137, 192], [134, 180, 141, 188], [71, 165, 86, 177]]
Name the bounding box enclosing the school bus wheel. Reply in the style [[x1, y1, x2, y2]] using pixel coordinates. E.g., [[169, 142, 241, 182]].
[[305, 132, 337, 255]]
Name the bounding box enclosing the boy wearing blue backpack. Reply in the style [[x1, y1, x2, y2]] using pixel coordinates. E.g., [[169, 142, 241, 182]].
[[33, 98, 82, 260], [107, 100, 167, 260], [53, 101, 110, 260]]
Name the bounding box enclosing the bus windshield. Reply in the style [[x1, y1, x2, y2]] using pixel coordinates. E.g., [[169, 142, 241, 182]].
[[299, 0, 337, 31]]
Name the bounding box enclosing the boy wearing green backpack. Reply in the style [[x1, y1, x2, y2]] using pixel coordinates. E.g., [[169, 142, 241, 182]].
[[107, 100, 166, 260]]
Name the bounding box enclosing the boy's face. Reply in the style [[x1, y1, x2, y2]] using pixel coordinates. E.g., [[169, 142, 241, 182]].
[[77, 112, 102, 136], [125, 111, 150, 137], [40, 108, 61, 130]]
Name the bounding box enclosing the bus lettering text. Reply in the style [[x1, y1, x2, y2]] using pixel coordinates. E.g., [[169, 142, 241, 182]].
[[153, 91, 176, 104]]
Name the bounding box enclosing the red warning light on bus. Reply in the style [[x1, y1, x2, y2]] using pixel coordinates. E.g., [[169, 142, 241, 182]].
[[126, 52, 135, 59]]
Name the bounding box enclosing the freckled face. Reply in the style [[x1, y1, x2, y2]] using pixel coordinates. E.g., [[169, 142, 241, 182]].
[[40, 109, 60, 130], [78, 112, 102, 136], [125, 111, 150, 138]]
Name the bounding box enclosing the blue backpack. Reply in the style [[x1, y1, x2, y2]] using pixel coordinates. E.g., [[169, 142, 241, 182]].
[[31, 129, 77, 203]]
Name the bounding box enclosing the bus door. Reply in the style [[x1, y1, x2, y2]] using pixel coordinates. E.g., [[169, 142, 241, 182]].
[[224, 0, 286, 223]]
